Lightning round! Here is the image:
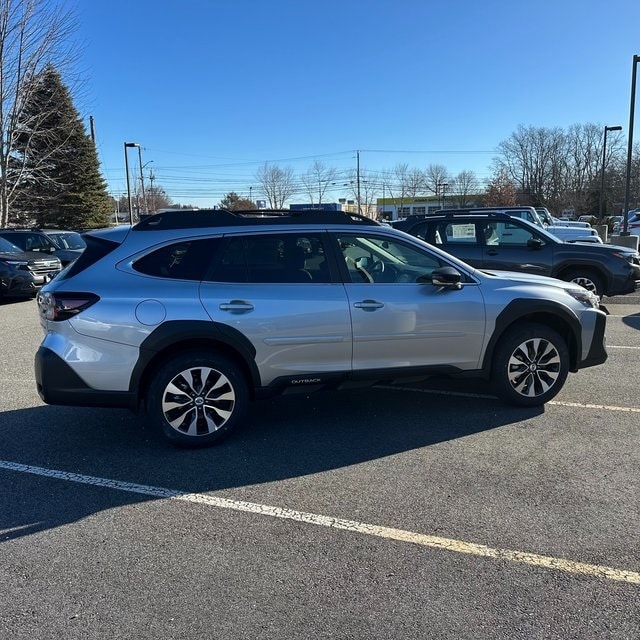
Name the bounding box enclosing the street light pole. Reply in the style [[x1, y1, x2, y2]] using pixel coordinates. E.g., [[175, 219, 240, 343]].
[[622, 55, 640, 235], [598, 125, 622, 222], [124, 142, 148, 220], [437, 182, 448, 208]]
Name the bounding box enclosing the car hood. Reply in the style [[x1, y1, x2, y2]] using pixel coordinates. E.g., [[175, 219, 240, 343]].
[[480, 269, 580, 291], [554, 240, 637, 256], [0, 250, 61, 264]]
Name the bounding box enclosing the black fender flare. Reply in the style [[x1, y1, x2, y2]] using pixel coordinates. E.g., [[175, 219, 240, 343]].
[[130, 320, 260, 393], [481, 299, 582, 373]]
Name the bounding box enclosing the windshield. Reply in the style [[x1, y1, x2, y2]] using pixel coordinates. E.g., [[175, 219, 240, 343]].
[[47, 232, 86, 250], [512, 217, 561, 243], [0, 237, 22, 253]]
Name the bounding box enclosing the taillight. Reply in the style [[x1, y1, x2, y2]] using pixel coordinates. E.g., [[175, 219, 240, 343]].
[[37, 292, 100, 321]]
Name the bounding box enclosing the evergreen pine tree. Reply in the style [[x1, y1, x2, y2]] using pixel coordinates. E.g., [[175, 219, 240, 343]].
[[13, 65, 111, 228]]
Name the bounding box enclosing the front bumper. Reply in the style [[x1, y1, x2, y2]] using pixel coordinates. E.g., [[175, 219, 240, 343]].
[[579, 309, 608, 369]]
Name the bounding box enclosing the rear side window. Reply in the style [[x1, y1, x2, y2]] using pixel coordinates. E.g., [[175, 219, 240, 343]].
[[133, 238, 221, 280], [59, 235, 120, 280], [212, 233, 331, 283]]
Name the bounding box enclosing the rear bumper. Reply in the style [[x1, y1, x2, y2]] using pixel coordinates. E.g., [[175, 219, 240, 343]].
[[35, 346, 138, 410]]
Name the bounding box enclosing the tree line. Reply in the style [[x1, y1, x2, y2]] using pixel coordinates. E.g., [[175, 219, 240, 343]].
[[2, 1, 639, 229], [242, 129, 639, 218]]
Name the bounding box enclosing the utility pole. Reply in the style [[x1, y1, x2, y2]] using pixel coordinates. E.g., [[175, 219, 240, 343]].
[[356, 150, 361, 214], [136, 147, 147, 214], [89, 116, 96, 144], [149, 169, 156, 213], [124, 142, 134, 224]]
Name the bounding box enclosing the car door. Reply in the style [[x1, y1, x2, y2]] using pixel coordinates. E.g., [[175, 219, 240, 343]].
[[199, 231, 353, 386], [480, 220, 554, 276], [333, 232, 486, 372]]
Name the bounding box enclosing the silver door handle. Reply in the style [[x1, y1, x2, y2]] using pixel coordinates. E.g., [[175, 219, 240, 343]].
[[353, 299, 384, 310], [219, 300, 254, 312]]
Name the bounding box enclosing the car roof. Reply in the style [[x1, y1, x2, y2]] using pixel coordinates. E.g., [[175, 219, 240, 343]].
[[133, 209, 380, 231]]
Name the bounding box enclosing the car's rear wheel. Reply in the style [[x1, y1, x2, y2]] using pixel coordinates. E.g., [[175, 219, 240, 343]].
[[491, 323, 569, 406], [561, 268, 605, 299], [146, 351, 249, 447]]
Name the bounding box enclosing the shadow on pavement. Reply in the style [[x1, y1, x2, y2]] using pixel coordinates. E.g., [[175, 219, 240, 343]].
[[0, 382, 543, 542]]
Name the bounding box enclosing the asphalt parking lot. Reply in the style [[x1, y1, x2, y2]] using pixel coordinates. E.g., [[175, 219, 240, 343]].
[[1, 296, 639, 640]]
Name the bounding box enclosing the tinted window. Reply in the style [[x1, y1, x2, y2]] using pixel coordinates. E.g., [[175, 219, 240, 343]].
[[133, 238, 220, 280], [6, 232, 55, 252], [0, 237, 22, 252], [213, 234, 331, 283]]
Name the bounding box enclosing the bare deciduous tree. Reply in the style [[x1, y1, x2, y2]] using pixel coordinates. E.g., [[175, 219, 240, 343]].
[[346, 169, 378, 216], [255, 163, 297, 209], [493, 123, 634, 216], [450, 170, 479, 208], [423, 164, 450, 196], [300, 161, 338, 205], [0, 0, 78, 227]]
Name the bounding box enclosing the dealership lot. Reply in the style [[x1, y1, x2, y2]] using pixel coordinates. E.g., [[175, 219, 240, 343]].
[[1, 297, 639, 639]]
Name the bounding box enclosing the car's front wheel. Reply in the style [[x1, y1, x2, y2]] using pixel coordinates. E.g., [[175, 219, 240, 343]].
[[491, 323, 569, 406], [146, 351, 249, 447], [561, 268, 605, 299]]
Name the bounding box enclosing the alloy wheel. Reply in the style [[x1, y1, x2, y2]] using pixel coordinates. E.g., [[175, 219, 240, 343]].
[[507, 337, 562, 398], [161, 366, 236, 436]]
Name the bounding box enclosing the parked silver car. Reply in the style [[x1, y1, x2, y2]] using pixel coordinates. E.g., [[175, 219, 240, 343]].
[[35, 209, 607, 447]]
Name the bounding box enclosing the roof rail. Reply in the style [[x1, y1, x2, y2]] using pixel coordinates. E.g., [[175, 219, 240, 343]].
[[133, 208, 380, 230], [428, 210, 512, 219]]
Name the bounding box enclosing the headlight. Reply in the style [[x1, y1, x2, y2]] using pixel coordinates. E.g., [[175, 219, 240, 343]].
[[566, 288, 600, 308], [612, 251, 640, 265], [1, 259, 28, 266]]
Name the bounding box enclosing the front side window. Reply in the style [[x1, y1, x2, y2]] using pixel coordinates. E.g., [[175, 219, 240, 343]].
[[336, 233, 447, 284], [25, 234, 55, 252], [486, 221, 539, 246], [212, 233, 331, 284]]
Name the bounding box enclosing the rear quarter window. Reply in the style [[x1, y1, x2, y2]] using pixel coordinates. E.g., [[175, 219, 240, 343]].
[[133, 238, 221, 280]]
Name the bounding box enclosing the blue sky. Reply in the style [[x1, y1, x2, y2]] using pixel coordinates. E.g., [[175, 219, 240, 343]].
[[75, 0, 640, 207]]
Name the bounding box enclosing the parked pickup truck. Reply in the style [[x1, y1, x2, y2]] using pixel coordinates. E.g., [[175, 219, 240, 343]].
[[534, 207, 603, 243]]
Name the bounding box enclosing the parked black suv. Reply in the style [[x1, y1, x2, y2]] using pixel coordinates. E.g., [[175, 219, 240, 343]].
[[400, 211, 640, 298], [0, 228, 84, 266], [0, 236, 62, 299]]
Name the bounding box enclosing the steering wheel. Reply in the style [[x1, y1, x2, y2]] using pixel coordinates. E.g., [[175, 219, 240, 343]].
[[370, 258, 385, 275]]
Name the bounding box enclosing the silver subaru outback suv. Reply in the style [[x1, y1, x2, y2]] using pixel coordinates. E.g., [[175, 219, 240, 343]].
[[35, 209, 607, 447]]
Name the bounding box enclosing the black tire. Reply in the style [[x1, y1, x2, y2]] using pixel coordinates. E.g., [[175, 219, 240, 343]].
[[561, 268, 605, 299], [491, 323, 569, 407], [146, 350, 249, 447]]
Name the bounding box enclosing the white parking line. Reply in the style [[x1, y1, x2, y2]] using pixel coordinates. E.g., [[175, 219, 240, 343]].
[[607, 345, 640, 350], [0, 459, 638, 586], [375, 385, 640, 412]]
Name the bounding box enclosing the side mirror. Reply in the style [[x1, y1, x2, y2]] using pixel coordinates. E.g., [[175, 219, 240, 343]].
[[527, 237, 544, 249], [430, 266, 462, 289]]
